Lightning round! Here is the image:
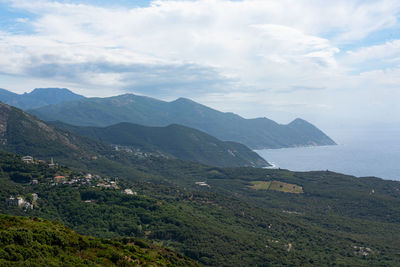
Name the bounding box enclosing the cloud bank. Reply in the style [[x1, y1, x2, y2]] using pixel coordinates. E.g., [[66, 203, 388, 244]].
[[0, 0, 399, 127]]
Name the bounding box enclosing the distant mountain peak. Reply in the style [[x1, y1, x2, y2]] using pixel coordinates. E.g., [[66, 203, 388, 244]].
[[171, 97, 209, 109], [28, 92, 336, 149], [115, 93, 135, 97], [29, 87, 78, 95], [173, 97, 193, 102], [32, 87, 69, 92], [289, 118, 308, 125], [0, 88, 85, 110]]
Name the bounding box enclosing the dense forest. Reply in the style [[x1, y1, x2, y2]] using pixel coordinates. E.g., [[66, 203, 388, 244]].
[[51, 121, 269, 168], [1, 101, 400, 266], [0, 213, 197, 266], [1, 150, 400, 266]]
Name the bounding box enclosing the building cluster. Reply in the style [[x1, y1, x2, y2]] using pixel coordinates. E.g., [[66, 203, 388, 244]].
[[112, 145, 166, 159], [353, 246, 373, 256], [50, 172, 120, 189], [19, 156, 116, 188], [21, 155, 58, 168], [20, 155, 136, 196], [21, 156, 34, 163], [96, 179, 119, 189], [6, 193, 38, 211], [195, 181, 210, 187], [123, 188, 137, 195]]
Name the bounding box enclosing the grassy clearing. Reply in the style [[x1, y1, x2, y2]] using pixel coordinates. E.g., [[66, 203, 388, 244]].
[[248, 180, 303, 194], [248, 181, 272, 190]]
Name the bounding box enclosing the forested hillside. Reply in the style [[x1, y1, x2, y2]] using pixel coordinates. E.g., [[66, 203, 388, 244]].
[[1, 150, 400, 266], [1, 98, 400, 266], [29, 93, 335, 149], [0, 102, 268, 168], [0, 213, 198, 266], [52, 121, 269, 167]]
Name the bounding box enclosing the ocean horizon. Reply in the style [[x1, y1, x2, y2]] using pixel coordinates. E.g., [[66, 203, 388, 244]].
[[256, 126, 400, 181]]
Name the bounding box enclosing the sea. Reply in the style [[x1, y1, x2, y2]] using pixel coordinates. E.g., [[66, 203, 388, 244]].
[[256, 126, 400, 181]]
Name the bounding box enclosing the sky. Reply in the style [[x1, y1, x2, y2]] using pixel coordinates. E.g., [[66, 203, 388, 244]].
[[0, 0, 399, 131]]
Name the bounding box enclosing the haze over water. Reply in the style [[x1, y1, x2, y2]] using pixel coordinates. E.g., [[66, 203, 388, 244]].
[[256, 126, 400, 181]]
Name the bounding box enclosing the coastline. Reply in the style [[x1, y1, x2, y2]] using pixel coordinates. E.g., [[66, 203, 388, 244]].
[[254, 142, 338, 151], [254, 141, 399, 181], [262, 162, 278, 169]]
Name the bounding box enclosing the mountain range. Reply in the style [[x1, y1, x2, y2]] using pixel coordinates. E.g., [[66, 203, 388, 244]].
[[5, 88, 336, 149], [0, 102, 268, 168], [52, 121, 269, 168], [1, 95, 400, 266], [0, 88, 84, 110]]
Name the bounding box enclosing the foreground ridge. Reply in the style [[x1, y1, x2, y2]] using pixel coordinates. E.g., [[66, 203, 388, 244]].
[[0, 213, 198, 266]]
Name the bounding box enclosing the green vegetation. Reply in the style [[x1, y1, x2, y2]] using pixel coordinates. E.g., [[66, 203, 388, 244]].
[[248, 181, 303, 193], [249, 180, 272, 190], [0, 102, 111, 161], [28, 93, 335, 149], [0, 102, 154, 182], [1, 101, 268, 171], [2, 101, 400, 266], [0, 213, 198, 266], [1, 150, 400, 266], [52, 121, 269, 168]]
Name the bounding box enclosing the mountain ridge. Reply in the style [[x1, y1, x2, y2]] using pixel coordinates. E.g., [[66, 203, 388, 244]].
[[0, 101, 109, 161], [0, 88, 84, 110], [0, 213, 198, 266], [51, 120, 270, 168], [27, 92, 336, 149], [0, 101, 269, 168]]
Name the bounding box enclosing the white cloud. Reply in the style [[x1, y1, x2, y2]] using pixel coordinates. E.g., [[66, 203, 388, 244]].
[[345, 40, 400, 65], [0, 0, 400, 126]]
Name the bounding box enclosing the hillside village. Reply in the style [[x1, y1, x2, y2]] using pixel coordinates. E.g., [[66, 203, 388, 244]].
[[6, 194, 37, 211], [5, 155, 137, 210], [113, 145, 168, 159]]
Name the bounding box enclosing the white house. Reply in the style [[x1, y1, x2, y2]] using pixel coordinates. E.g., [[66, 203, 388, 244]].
[[21, 156, 34, 163]]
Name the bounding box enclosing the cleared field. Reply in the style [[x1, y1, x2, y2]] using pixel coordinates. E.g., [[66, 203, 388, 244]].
[[248, 180, 303, 194], [248, 181, 272, 190]]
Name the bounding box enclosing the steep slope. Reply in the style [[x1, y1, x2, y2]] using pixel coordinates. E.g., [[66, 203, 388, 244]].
[[0, 89, 18, 103], [0, 102, 109, 161], [0, 102, 268, 169], [0, 88, 84, 110], [52, 121, 269, 168], [0, 102, 173, 184], [29, 93, 336, 149], [0, 213, 198, 266]]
